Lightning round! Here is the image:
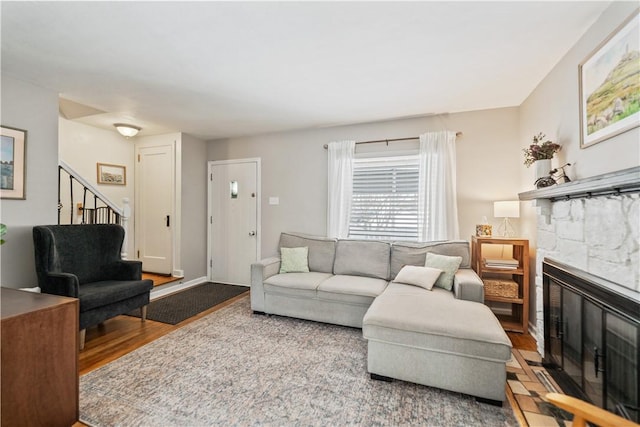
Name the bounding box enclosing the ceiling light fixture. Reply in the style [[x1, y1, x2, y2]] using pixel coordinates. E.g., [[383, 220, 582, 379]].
[[113, 123, 141, 138]]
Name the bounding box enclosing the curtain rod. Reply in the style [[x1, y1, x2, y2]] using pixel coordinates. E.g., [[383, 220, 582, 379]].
[[322, 132, 462, 149]]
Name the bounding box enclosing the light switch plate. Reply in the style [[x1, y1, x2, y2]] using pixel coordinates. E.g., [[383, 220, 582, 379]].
[[269, 197, 279, 205]]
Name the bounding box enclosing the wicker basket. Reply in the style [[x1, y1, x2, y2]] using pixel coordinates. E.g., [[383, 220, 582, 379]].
[[484, 278, 519, 299]]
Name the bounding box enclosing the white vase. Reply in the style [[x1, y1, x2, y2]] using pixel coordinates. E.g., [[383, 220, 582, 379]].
[[535, 159, 552, 180]]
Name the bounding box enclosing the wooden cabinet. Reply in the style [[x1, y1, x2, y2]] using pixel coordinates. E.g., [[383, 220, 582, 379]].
[[1, 288, 79, 427], [471, 236, 530, 333]]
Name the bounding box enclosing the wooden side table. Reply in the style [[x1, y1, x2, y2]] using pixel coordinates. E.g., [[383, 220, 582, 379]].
[[1, 288, 79, 427], [471, 236, 530, 333]]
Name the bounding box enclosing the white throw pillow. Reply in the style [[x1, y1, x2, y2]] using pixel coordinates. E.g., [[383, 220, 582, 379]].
[[392, 265, 443, 291], [279, 247, 310, 273]]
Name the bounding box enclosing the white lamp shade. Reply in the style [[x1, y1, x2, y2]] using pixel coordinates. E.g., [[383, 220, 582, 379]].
[[114, 123, 141, 138], [494, 201, 520, 218]]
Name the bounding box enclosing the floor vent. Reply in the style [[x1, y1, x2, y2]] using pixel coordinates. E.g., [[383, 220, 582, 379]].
[[535, 370, 558, 393]]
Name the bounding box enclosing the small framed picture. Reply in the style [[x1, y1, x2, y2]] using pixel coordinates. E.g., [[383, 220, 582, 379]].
[[1, 125, 27, 199], [476, 224, 492, 237], [97, 163, 126, 185]]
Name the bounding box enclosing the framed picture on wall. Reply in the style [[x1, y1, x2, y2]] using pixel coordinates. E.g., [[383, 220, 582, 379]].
[[579, 9, 640, 148], [1, 125, 27, 200], [97, 163, 126, 185]]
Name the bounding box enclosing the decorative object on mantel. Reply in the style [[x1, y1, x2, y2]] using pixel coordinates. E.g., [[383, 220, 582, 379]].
[[579, 9, 640, 149], [535, 163, 572, 189], [523, 133, 562, 184]]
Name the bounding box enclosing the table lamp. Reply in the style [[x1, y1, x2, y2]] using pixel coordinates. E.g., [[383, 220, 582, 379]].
[[494, 201, 520, 237]]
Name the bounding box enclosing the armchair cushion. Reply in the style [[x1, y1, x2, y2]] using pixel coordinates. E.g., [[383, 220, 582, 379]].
[[80, 280, 154, 312]]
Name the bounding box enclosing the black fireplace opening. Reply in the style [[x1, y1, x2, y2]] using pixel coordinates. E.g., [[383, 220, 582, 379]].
[[542, 258, 639, 422]]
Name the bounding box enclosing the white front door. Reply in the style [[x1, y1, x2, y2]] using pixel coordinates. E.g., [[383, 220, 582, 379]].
[[208, 159, 260, 285], [136, 143, 174, 274]]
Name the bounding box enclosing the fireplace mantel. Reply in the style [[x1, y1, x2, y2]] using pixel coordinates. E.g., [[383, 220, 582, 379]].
[[519, 166, 640, 221], [519, 166, 640, 202]]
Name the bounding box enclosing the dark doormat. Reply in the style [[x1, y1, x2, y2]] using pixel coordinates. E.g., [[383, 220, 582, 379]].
[[127, 282, 248, 325]]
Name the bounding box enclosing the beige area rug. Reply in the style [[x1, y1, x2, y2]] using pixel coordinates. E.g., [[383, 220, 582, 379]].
[[80, 296, 517, 426]]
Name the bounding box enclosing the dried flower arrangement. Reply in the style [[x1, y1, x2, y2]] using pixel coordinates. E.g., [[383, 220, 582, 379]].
[[523, 133, 561, 167]]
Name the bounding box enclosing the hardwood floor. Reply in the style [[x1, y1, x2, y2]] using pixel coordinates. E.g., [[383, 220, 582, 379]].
[[507, 330, 537, 352], [79, 315, 174, 376], [141, 272, 180, 287]]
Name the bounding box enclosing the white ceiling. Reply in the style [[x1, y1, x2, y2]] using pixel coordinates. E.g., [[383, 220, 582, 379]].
[[1, 1, 612, 140]]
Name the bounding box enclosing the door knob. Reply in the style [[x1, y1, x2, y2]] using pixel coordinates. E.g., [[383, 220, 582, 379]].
[[249, 231, 256, 236]]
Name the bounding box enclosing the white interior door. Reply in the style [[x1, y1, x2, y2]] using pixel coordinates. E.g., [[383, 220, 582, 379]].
[[136, 144, 174, 274], [208, 159, 260, 285]]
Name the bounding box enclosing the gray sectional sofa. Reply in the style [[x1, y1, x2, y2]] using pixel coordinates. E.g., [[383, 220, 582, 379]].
[[250, 232, 512, 403]]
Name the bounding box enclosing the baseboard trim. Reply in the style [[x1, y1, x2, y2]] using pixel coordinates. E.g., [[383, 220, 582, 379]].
[[210, 280, 250, 288], [150, 276, 207, 300]]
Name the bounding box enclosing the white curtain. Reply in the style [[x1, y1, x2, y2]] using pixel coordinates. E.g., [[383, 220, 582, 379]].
[[327, 140, 355, 238], [418, 131, 460, 241]]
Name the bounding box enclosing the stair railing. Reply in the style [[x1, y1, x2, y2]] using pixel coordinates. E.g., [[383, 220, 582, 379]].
[[58, 160, 131, 258]]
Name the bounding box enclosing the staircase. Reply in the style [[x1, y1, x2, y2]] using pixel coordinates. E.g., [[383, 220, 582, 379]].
[[58, 160, 131, 258]]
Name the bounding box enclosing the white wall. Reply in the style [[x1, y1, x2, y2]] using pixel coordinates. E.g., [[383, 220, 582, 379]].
[[519, 2, 639, 185], [0, 76, 59, 287], [208, 107, 522, 258], [58, 117, 136, 254], [181, 133, 207, 281], [518, 2, 640, 329]]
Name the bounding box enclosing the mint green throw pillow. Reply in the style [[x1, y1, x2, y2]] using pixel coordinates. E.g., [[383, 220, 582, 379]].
[[425, 252, 462, 291], [279, 247, 310, 273]]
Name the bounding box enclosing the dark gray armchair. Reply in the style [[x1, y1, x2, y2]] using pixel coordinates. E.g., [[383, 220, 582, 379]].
[[33, 224, 153, 349]]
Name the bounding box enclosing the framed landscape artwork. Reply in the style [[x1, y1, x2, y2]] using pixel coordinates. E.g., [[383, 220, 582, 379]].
[[97, 163, 126, 185], [1, 126, 27, 199], [579, 9, 640, 148]]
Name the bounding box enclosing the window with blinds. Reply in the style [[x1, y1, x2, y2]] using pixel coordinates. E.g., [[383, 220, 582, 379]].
[[348, 155, 420, 241]]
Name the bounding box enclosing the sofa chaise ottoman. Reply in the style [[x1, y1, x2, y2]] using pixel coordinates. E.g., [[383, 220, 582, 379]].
[[363, 282, 513, 403]]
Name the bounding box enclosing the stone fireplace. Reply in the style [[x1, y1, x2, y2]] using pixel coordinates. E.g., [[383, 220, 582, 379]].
[[519, 166, 640, 421], [520, 166, 640, 354]]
